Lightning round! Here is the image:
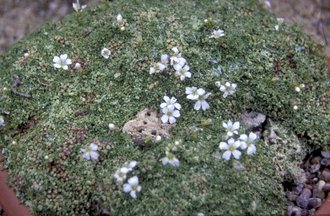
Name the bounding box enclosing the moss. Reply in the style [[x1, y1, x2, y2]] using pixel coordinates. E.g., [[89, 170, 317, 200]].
[[0, 0, 329, 215]]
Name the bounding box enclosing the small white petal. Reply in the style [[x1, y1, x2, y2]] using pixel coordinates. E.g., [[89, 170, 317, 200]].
[[222, 151, 231, 161], [232, 150, 241, 159]]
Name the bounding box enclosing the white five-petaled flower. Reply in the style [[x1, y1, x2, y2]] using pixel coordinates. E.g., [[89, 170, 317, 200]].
[[174, 64, 191, 81], [209, 29, 225, 38], [160, 96, 181, 110], [239, 132, 257, 155], [0, 116, 5, 127], [149, 62, 166, 74], [162, 151, 180, 166], [53, 54, 72, 70], [161, 106, 180, 124], [81, 143, 99, 160], [123, 176, 142, 199], [219, 82, 237, 98], [194, 89, 211, 111], [73, 0, 87, 12], [186, 87, 201, 100], [123, 161, 137, 172], [223, 120, 240, 137], [101, 48, 111, 59], [170, 47, 186, 66], [114, 167, 129, 182], [219, 138, 242, 160], [160, 54, 169, 66]]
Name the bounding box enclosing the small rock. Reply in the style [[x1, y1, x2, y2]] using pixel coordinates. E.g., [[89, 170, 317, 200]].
[[286, 191, 298, 201], [322, 183, 330, 192], [313, 187, 318, 198], [241, 111, 266, 129], [320, 158, 330, 167], [293, 183, 304, 195], [304, 183, 313, 190], [321, 150, 330, 158], [292, 206, 302, 215], [286, 205, 293, 216], [301, 208, 308, 216], [310, 164, 321, 173], [296, 188, 311, 208], [308, 198, 322, 209], [322, 169, 330, 182], [310, 157, 319, 165], [317, 180, 326, 199]]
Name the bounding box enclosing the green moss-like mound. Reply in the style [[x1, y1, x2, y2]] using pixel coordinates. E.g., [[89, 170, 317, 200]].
[[0, 0, 329, 215]]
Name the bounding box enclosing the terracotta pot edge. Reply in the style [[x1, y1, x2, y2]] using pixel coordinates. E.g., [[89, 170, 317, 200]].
[[0, 148, 34, 216]]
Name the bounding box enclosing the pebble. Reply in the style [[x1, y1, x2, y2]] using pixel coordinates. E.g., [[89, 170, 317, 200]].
[[285, 151, 330, 215], [296, 188, 311, 208]]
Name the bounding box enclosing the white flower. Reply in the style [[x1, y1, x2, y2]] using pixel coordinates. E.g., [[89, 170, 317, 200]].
[[74, 63, 81, 69], [194, 89, 211, 111], [155, 135, 162, 142], [149, 62, 166, 74], [275, 25, 280, 31], [0, 116, 5, 127], [219, 82, 237, 98], [53, 54, 72, 70], [170, 47, 186, 66], [239, 132, 257, 155], [108, 123, 115, 130], [114, 167, 129, 182], [117, 14, 123, 25], [293, 105, 298, 110], [295, 87, 301, 92], [123, 161, 137, 172], [24, 53, 29, 58], [160, 54, 169, 66], [209, 29, 225, 38], [223, 120, 240, 137], [73, 0, 87, 12], [101, 48, 111, 59], [161, 106, 180, 124], [123, 176, 142, 199], [161, 152, 180, 166], [219, 138, 241, 160], [174, 64, 191, 81], [160, 96, 181, 110], [81, 143, 99, 160], [186, 87, 202, 100]]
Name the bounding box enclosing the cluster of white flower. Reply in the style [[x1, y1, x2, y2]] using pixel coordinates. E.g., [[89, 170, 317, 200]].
[[114, 161, 137, 183], [219, 120, 258, 160], [150, 47, 191, 81], [160, 96, 181, 124], [215, 81, 237, 98], [161, 141, 180, 167], [186, 87, 211, 111], [81, 143, 99, 160], [114, 161, 141, 199], [150, 54, 168, 74]]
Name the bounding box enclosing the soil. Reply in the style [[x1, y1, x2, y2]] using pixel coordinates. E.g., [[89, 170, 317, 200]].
[[0, 0, 329, 57]]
